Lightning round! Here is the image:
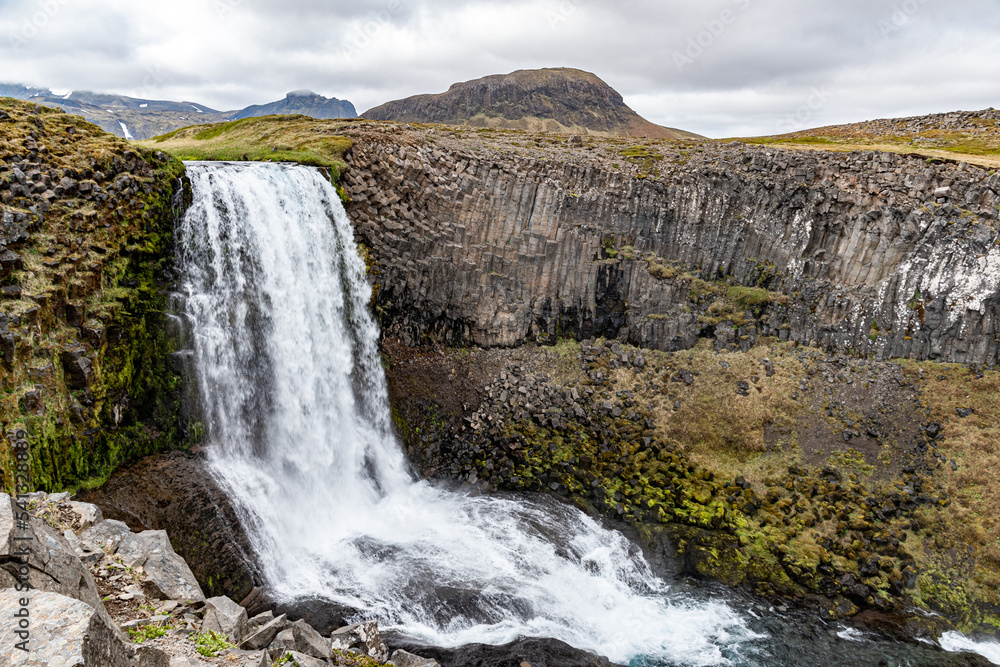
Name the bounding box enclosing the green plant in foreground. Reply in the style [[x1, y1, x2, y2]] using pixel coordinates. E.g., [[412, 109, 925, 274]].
[[331, 649, 383, 666], [128, 624, 169, 644], [194, 630, 234, 657], [274, 653, 299, 666]]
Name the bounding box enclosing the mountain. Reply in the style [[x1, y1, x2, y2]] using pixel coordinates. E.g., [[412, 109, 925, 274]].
[[230, 90, 356, 120], [0, 84, 356, 140], [363, 68, 700, 140]]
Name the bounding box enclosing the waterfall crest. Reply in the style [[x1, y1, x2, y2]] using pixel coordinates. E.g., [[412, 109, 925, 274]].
[[177, 162, 759, 666]]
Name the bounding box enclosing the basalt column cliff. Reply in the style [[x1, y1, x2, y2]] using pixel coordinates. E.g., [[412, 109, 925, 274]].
[[339, 126, 1000, 366]]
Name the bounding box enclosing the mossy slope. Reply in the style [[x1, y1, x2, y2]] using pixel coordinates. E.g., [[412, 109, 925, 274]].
[[0, 97, 194, 493]]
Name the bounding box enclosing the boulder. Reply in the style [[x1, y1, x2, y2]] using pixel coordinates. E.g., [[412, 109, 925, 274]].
[[269, 651, 327, 667], [394, 637, 618, 667], [0, 589, 134, 666], [117, 530, 205, 602], [329, 620, 390, 663], [202, 595, 249, 643], [240, 613, 289, 650], [77, 450, 260, 602], [268, 619, 330, 659], [0, 494, 114, 630], [391, 649, 442, 667], [63, 529, 105, 565], [66, 500, 103, 531], [169, 657, 210, 667], [135, 645, 172, 667], [80, 519, 131, 552]]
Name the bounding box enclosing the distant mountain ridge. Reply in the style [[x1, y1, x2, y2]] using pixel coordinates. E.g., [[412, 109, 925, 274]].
[[363, 68, 700, 140], [0, 84, 357, 140], [231, 90, 357, 121]]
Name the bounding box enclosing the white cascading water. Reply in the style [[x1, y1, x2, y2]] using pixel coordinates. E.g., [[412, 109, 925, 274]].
[[176, 162, 761, 666]]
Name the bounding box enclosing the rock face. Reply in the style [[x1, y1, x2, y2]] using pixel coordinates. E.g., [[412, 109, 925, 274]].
[[339, 125, 1000, 367], [0, 98, 192, 493], [78, 450, 260, 602], [0, 589, 135, 667], [363, 68, 698, 139]]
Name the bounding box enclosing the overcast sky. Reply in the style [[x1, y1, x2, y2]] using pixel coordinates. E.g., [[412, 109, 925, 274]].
[[1, 0, 998, 137]]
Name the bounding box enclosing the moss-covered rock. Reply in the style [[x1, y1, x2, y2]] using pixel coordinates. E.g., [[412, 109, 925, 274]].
[[0, 98, 194, 493]]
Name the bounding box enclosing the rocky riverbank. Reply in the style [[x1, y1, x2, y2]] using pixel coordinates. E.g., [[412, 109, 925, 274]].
[[0, 491, 451, 667]]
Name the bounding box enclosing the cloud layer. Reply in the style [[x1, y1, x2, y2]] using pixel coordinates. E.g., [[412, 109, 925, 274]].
[[1, 0, 997, 136]]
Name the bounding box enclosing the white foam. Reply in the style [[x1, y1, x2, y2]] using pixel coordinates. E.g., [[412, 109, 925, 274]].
[[940, 631, 1000, 665]]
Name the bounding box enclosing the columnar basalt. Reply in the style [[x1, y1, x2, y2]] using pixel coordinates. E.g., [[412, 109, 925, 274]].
[[340, 125, 1000, 366]]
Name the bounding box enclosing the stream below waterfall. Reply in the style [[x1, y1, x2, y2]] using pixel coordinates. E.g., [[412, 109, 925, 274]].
[[174, 161, 1000, 667]]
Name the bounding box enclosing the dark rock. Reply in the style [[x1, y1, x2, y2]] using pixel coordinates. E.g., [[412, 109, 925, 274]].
[[392, 637, 618, 667], [78, 450, 260, 602]]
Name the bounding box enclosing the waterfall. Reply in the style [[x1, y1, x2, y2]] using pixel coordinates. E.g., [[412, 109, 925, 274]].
[[176, 162, 760, 666]]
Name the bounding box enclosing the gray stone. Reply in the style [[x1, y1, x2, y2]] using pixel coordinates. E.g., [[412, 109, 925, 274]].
[[249, 610, 274, 629], [202, 594, 249, 643], [117, 530, 205, 602], [268, 619, 330, 659], [80, 519, 132, 553], [390, 649, 441, 667], [63, 529, 105, 565], [0, 494, 116, 632], [240, 613, 289, 650], [169, 657, 210, 667], [0, 589, 134, 667], [65, 500, 103, 531], [329, 620, 390, 663], [135, 645, 172, 667], [268, 650, 327, 667]]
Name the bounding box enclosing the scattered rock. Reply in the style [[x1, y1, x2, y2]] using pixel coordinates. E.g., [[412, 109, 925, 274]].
[[329, 620, 390, 662], [116, 530, 205, 602], [240, 613, 290, 650], [391, 648, 442, 667], [202, 594, 249, 643], [268, 619, 330, 659]]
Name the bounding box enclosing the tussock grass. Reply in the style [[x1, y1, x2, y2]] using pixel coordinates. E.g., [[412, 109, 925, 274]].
[[619, 339, 804, 474], [899, 360, 1000, 595]]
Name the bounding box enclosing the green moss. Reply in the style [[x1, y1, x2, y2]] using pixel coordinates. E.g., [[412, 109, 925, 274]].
[[194, 631, 234, 657]]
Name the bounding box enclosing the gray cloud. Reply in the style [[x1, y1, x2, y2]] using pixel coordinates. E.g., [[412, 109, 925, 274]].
[[0, 0, 997, 136]]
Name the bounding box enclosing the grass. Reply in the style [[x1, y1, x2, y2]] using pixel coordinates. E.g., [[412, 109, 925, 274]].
[[740, 119, 1000, 169], [194, 630, 234, 657], [142, 114, 354, 177], [128, 624, 170, 644], [897, 360, 1000, 605]]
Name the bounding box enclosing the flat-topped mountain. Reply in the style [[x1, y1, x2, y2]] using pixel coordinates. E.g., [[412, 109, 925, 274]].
[[363, 68, 700, 139], [230, 89, 356, 120]]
